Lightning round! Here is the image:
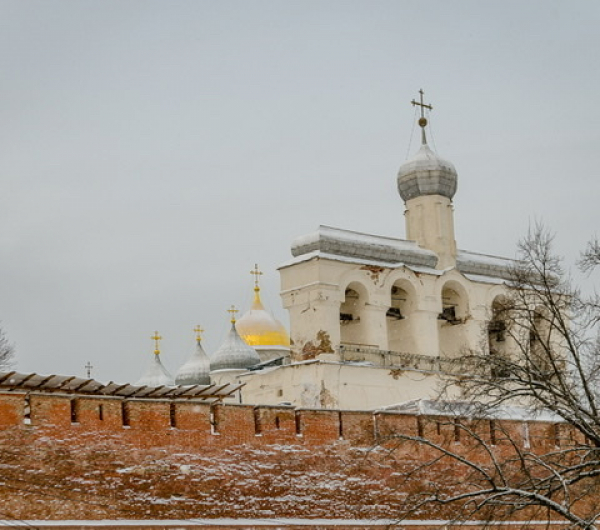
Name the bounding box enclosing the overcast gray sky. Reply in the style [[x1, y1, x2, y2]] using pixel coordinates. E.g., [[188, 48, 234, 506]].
[[0, 0, 598, 384]]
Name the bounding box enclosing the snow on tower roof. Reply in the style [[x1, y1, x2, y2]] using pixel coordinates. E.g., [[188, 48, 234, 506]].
[[284, 225, 516, 281], [288, 225, 438, 268]]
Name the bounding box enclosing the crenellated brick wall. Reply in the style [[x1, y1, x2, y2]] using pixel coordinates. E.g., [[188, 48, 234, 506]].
[[0, 391, 577, 526], [2, 391, 573, 448]]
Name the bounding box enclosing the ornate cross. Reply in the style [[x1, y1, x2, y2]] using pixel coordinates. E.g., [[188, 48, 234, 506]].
[[85, 361, 93, 379], [227, 305, 239, 323], [411, 88, 432, 144], [250, 263, 263, 290], [151, 331, 162, 355], [411, 88, 432, 119], [194, 325, 204, 342]]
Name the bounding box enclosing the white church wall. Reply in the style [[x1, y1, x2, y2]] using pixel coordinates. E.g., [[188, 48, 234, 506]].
[[237, 361, 448, 410], [281, 252, 511, 363]]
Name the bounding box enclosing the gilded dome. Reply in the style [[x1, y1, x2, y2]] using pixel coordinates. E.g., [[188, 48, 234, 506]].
[[236, 288, 291, 347]]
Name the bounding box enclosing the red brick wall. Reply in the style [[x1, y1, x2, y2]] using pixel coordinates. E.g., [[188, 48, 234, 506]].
[[296, 408, 340, 443], [30, 393, 72, 427], [0, 392, 575, 449], [0, 391, 577, 525], [0, 392, 24, 427]]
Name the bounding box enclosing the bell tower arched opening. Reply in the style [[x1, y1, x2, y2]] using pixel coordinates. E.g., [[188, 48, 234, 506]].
[[340, 281, 372, 348], [386, 281, 416, 353], [488, 296, 510, 377], [529, 307, 556, 375], [438, 282, 469, 358]]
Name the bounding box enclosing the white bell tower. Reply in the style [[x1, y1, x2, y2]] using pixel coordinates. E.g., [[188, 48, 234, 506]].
[[397, 90, 458, 269]]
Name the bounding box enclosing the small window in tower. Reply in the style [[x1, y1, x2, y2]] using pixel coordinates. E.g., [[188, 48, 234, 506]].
[[70, 399, 79, 424], [490, 420, 497, 445], [169, 403, 177, 428], [454, 422, 461, 443], [417, 417, 424, 438], [121, 401, 130, 427], [98, 404, 104, 421], [553, 424, 561, 447]]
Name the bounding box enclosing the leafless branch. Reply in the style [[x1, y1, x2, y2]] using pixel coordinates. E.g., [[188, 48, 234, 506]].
[[0, 324, 14, 370], [381, 225, 600, 530]]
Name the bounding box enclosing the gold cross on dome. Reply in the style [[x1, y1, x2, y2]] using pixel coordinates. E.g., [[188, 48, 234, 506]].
[[227, 305, 239, 323], [411, 88, 433, 144], [151, 331, 162, 355], [194, 325, 204, 342], [250, 263, 263, 290], [411, 88, 433, 120], [85, 361, 93, 379]]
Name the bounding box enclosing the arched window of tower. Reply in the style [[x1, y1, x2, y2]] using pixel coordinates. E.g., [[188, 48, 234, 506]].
[[386, 282, 416, 354], [438, 283, 469, 358], [339, 282, 373, 349]]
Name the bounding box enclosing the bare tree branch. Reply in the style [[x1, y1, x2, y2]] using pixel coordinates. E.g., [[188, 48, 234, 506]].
[[0, 324, 14, 370], [579, 236, 600, 274], [383, 225, 600, 530]]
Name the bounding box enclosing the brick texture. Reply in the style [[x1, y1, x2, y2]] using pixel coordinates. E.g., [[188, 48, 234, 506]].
[[0, 392, 581, 526]]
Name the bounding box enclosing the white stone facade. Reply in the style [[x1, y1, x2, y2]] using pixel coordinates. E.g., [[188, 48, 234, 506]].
[[227, 123, 531, 410], [233, 231, 516, 409]]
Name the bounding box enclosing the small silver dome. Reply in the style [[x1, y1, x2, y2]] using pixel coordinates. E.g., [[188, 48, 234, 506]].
[[175, 341, 211, 385], [210, 323, 261, 372], [397, 143, 457, 202], [136, 354, 174, 387]]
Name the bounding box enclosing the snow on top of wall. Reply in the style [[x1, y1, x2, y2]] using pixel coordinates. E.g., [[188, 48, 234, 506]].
[[382, 399, 561, 422], [285, 226, 517, 282]]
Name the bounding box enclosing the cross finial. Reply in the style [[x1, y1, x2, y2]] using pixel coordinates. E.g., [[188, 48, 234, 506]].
[[194, 325, 204, 342], [151, 331, 162, 355], [411, 88, 433, 145], [250, 263, 263, 292], [227, 305, 239, 324], [85, 361, 93, 379]]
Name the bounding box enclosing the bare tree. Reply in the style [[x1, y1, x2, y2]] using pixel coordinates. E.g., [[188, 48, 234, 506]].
[[0, 325, 14, 370], [386, 226, 600, 530], [579, 236, 600, 274]]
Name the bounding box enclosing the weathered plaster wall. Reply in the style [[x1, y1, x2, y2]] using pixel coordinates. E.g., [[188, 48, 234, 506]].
[[237, 361, 444, 409], [280, 257, 506, 361]]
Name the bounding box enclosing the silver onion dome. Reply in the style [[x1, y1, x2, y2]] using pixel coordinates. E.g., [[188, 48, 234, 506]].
[[175, 340, 211, 385], [136, 353, 175, 387], [210, 322, 261, 372], [397, 142, 458, 202]]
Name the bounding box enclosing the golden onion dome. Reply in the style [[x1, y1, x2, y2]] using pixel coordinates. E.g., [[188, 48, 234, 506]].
[[236, 287, 290, 347]]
